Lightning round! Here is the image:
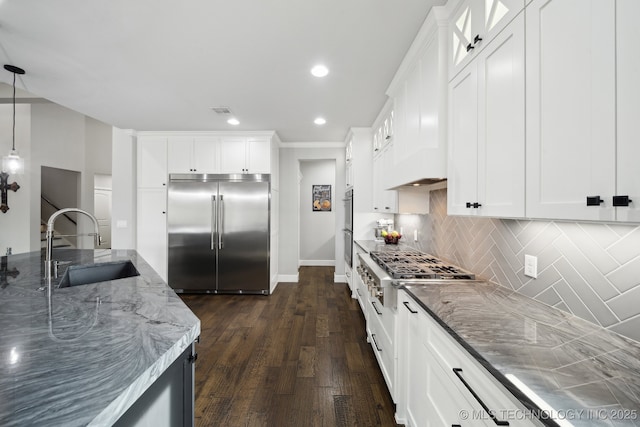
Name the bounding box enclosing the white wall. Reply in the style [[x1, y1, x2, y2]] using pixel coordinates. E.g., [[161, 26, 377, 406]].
[[279, 144, 345, 282], [299, 159, 336, 265], [0, 104, 30, 255], [0, 102, 114, 254]]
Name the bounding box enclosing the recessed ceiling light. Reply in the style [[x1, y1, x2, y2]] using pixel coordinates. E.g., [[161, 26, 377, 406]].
[[311, 65, 329, 78], [227, 118, 240, 125], [314, 117, 326, 125]]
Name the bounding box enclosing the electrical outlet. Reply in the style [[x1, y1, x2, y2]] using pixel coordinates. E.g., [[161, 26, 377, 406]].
[[414, 230, 418, 241], [524, 254, 538, 278]]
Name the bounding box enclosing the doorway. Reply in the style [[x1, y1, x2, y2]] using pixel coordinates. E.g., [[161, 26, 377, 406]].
[[94, 174, 112, 249], [298, 159, 336, 266], [40, 166, 80, 248]]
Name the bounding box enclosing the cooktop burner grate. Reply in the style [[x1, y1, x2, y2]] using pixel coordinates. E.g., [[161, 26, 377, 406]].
[[369, 250, 475, 280]]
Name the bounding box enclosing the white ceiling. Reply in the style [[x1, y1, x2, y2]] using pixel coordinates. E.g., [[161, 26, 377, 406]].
[[0, 0, 444, 142]]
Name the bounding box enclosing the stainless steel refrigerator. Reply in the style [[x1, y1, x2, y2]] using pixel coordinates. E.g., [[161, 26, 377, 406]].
[[167, 174, 270, 294]]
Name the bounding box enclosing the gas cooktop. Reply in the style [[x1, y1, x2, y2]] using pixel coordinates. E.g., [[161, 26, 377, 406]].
[[369, 250, 475, 280]]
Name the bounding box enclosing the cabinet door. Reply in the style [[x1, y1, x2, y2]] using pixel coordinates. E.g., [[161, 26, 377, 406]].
[[525, 0, 615, 221], [167, 137, 194, 174], [137, 189, 167, 281], [138, 137, 168, 188], [615, 0, 640, 222], [405, 302, 428, 426], [247, 139, 271, 173], [219, 138, 247, 173], [192, 137, 219, 173], [449, 0, 524, 80], [477, 12, 525, 217], [448, 63, 479, 216]]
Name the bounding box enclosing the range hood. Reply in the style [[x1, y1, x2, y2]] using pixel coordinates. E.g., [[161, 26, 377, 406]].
[[393, 177, 447, 188]]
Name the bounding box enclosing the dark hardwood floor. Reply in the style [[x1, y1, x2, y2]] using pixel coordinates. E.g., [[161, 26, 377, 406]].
[[180, 266, 400, 427]]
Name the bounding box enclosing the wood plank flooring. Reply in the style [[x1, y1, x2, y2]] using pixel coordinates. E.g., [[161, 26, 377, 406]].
[[180, 266, 400, 427]]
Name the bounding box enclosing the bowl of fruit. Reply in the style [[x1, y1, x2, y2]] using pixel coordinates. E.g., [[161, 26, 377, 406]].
[[381, 230, 401, 244]]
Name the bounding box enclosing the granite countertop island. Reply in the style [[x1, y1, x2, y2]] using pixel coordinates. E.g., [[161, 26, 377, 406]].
[[355, 240, 640, 426], [0, 249, 201, 427]]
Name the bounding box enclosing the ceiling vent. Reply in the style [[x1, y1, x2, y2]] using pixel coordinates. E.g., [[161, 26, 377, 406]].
[[210, 106, 232, 115]]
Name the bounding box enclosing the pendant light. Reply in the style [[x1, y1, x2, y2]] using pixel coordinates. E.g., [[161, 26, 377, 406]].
[[2, 64, 25, 175]]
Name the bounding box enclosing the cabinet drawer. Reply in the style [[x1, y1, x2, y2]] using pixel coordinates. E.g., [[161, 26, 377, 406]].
[[368, 313, 396, 401], [425, 316, 536, 425]]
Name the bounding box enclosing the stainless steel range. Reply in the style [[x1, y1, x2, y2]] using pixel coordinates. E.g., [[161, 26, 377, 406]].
[[369, 250, 475, 280], [357, 250, 476, 309]]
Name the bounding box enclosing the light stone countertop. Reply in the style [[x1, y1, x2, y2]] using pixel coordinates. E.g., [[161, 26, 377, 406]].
[[355, 240, 640, 426], [402, 282, 640, 427], [0, 249, 201, 427]]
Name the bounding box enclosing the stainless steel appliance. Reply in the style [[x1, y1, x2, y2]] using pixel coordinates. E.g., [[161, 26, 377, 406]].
[[357, 249, 476, 308], [343, 189, 353, 267], [167, 173, 270, 294]]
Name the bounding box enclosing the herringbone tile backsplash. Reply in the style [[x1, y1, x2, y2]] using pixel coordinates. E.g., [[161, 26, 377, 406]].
[[395, 188, 640, 343]]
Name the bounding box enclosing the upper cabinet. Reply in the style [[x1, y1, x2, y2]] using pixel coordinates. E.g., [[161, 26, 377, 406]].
[[448, 11, 525, 217], [137, 136, 167, 188], [449, 0, 524, 80], [615, 0, 640, 222], [525, 0, 617, 221], [168, 136, 219, 174], [386, 7, 448, 188], [220, 137, 271, 174]]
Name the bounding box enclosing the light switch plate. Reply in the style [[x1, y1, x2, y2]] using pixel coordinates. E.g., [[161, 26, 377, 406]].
[[524, 254, 538, 278], [116, 220, 128, 229]]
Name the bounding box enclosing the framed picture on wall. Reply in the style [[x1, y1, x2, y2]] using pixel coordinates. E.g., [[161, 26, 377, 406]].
[[312, 185, 331, 211]]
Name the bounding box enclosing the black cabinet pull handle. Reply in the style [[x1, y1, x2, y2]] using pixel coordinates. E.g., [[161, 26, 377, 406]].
[[453, 368, 509, 426], [371, 334, 382, 352], [586, 196, 604, 206], [466, 43, 474, 52], [474, 34, 483, 44], [371, 301, 382, 316], [613, 195, 633, 207], [188, 353, 198, 363], [473, 202, 482, 209], [466, 202, 472, 208], [403, 301, 418, 314]]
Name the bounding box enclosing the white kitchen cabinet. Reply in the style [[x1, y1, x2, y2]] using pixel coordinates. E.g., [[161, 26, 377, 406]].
[[448, 11, 525, 218], [167, 136, 219, 174], [220, 138, 270, 174], [611, 0, 640, 222], [137, 136, 167, 188], [525, 0, 616, 221], [136, 189, 167, 282], [367, 298, 396, 402], [449, 0, 524, 80], [372, 143, 397, 214], [397, 290, 540, 426]]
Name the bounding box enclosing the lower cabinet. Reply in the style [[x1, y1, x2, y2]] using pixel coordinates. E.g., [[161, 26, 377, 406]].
[[367, 297, 396, 401], [397, 290, 541, 427], [136, 189, 167, 282], [113, 342, 196, 427]]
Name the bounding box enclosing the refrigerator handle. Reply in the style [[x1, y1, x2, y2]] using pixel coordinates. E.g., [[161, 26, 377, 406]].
[[219, 195, 224, 249], [211, 195, 217, 250]]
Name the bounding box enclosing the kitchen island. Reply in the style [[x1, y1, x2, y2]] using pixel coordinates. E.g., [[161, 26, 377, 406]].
[[0, 249, 200, 427]]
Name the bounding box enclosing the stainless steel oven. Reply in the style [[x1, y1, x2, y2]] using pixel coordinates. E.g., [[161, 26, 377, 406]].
[[343, 189, 353, 266]]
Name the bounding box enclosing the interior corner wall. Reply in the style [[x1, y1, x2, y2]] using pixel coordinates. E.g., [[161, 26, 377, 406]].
[[28, 103, 112, 252], [0, 104, 31, 255], [299, 159, 336, 264], [279, 146, 346, 279]]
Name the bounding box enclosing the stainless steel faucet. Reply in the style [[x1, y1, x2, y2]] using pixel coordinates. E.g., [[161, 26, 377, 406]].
[[44, 208, 101, 283]]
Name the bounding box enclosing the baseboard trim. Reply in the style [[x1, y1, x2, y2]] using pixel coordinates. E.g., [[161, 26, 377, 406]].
[[299, 260, 335, 267], [334, 274, 346, 283], [278, 274, 299, 283]]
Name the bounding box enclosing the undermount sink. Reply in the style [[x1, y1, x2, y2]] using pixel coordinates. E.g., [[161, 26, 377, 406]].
[[58, 260, 140, 287]]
